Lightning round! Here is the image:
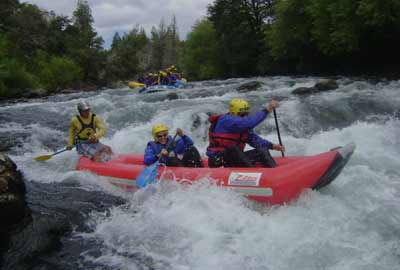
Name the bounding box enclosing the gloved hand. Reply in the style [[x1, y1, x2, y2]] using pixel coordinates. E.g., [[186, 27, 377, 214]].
[[157, 148, 168, 158], [266, 100, 279, 112], [88, 134, 98, 143], [66, 145, 73, 150], [272, 144, 285, 152], [177, 128, 184, 137]]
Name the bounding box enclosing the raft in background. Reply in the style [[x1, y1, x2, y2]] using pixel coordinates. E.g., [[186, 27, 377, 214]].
[[76, 143, 356, 205], [128, 79, 187, 93], [128, 81, 146, 89]]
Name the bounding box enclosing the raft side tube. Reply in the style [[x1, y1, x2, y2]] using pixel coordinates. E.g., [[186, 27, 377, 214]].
[[312, 143, 356, 190]]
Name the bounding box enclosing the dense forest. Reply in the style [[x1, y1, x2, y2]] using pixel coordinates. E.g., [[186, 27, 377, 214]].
[[1, 0, 400, 98]]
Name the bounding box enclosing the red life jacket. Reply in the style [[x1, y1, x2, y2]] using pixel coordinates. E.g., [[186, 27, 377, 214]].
[[207, 114, 249, 152]]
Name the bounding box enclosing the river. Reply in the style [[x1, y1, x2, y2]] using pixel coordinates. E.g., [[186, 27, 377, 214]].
[[1, 76, 399, 270]]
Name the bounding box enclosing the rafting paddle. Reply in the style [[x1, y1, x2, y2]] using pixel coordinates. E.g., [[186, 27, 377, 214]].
[[35, 145, 76, 161], [273, 109, 284, 157], [136, 132, 178, 188]]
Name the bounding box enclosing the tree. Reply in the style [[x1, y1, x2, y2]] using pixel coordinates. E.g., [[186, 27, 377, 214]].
[[45, 12, 72, 56], [111, 32, 122, 49], [208, 0, 274, 77], [0, 0, 19, 32], [7, 3, 49, 61], [148, 16, 183, 72], [107, 26, 149, 81], [266, 0, 316, 71], [183, 19, 223, 80], [149, 19, 167, 71], [267, 0, 400, 73], [163, 15, 181, 68], [68, 0, 105, 83]]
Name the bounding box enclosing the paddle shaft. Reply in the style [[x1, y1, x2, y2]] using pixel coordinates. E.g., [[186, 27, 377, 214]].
[[273, 109, 284, 157], [53, 148, 69, 156], [35, 143, 81, 161], [159, 132, 179, 160]]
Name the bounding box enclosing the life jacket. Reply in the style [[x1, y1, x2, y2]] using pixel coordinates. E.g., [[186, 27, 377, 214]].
[[207, 114, 249, 152], [75, 113, 96, 141], [148, 136, 177, 158]]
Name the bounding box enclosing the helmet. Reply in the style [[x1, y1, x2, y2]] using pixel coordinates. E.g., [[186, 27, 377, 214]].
[[152, 124, 169, 141], [229, 99, 250, 115], [159, 71, 167, 77], [167, 65, 176, 71], [77, 101, 91, 112]]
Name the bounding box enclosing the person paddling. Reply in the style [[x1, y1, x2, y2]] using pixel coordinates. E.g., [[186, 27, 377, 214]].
[[206, 99, 285, 168], [66, 101, 113, 162], [144, 124, 203, 167]]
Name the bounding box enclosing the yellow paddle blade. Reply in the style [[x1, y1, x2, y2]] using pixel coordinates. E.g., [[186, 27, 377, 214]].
[[34, 154, 53, 161], [128, 81, 146, 89]]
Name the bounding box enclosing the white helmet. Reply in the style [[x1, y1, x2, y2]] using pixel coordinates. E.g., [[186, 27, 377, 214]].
[[77, 101, 91, 112]]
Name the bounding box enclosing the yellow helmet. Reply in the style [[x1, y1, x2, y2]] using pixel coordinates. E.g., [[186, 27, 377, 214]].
[[152, 124, 169, 141], [229, 99, 250, 115], [159, 71, 167, 77]]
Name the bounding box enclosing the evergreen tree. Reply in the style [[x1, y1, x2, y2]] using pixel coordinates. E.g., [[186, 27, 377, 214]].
[[0, 0, 19, 32], [107, 26, 149, 81], [111, 32, 122, 49], [163, 15, 181, 68], [149, 19, 167, 71], [69, 0, 105, 83]]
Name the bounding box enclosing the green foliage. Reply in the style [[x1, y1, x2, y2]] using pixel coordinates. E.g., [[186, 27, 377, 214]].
[[307, 0, 361, 56], [268, 0, 400, 68], [107, 27, 149, 81], [35, 53, 83, 91], [356, 0, 400, 27], [69, 0, 105, 82], [208, 0, 273, 77], [1, 0, 400, 97], [46, 13, 72, 56], [267, 0, 313, 61], [0, 58, 40, 97], [0, 0, 19, 32], [7, 3, 49, 61], [183, 19, 223, 80], [149, 17, 183, 71], [0, 34, 39, 97]]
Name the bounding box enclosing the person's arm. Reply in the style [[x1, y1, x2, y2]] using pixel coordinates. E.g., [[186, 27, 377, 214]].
[[175, 135, 194, 154], [221, 100, 280, 133], [144, 143, 157, 165], [93, 115, 106, 139], [222, 110, 268, 132], [247, 130, 273, 150], [181, 134, 193, 147], [67, 117, 78, 147]]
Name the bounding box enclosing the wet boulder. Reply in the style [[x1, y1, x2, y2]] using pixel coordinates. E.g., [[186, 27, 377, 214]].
[[236, 81, 263, 92], [166, 92, 179, 100], [315, 79, 338, 91], [292, 79, 338, 95], [291, 86, 316, 95], [0, 153, 27, 230]]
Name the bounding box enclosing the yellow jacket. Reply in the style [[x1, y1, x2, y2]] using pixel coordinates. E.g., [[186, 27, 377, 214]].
[[67, 112, 106, 147]]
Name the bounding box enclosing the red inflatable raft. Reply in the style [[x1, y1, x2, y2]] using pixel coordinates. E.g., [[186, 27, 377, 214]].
[[76, 143, 355, 204]]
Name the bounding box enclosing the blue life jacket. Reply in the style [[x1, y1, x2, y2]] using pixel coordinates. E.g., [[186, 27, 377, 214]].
[[144, 135, 195, 165]]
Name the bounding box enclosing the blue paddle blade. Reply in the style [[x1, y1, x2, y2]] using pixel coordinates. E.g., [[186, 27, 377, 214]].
[[136, 161, 160, 188]]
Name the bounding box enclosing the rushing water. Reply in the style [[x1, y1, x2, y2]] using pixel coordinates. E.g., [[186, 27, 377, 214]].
[[1, 76, 399, 270]]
